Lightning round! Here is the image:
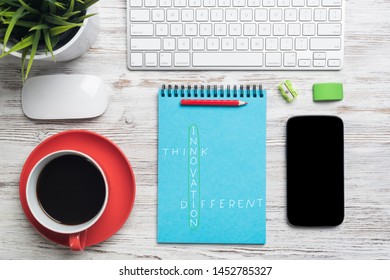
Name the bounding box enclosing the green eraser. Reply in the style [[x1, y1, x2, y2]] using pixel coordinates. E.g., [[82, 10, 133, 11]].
[[313, 83, 343, 101]]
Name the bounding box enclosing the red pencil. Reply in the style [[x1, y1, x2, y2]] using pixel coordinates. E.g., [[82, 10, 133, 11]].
[[180, 99, 248, 107]]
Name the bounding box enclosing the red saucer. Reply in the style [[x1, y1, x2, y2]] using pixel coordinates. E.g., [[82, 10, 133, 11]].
[[19, 130, 136, 248]]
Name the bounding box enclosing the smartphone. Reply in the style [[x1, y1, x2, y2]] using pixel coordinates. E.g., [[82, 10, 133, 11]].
[[287, 116, 344, 226]]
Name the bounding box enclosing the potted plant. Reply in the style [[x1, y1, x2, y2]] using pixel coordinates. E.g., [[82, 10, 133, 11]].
[[0, 0, 100, 81]]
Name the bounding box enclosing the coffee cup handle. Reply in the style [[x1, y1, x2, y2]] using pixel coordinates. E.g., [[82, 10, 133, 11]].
[[69, 230, 87, 251]]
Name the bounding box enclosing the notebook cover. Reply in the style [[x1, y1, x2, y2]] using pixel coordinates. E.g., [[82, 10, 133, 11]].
[[157, 86, 266, 244]]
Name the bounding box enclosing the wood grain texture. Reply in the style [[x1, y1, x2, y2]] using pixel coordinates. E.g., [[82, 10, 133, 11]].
[[0, 0, 389, 260]]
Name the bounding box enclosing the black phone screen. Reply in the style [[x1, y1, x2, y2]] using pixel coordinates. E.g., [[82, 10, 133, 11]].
[[287, 116, 344, 226]]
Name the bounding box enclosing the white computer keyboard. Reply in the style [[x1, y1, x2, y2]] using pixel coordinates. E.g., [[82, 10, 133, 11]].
[[127, 0, 344, 70]]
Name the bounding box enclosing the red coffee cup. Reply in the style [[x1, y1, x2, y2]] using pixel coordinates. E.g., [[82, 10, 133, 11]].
[[26, 150, 109, 251]]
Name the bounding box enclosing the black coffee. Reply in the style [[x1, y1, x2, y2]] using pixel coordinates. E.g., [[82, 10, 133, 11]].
[[37, 155, 106, 225]]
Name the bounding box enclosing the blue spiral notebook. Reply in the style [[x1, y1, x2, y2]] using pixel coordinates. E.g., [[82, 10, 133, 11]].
[[158, 85, 266, 244]]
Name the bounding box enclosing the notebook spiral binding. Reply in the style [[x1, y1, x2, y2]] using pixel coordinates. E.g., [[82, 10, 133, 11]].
[[160, 84, 265, 99]]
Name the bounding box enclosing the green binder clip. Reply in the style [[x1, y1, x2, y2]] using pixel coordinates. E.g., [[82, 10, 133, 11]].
[[278, 80, 298, 102]]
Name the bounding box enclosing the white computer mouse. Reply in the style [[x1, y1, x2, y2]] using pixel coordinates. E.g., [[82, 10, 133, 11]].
[[22, 74, 108, 120]]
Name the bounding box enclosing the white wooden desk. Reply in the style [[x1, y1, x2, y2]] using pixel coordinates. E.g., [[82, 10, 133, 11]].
[[0, 0, 389, 259]]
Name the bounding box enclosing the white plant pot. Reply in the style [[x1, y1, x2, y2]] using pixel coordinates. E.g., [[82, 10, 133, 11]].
[[7, 5, 100, 62]]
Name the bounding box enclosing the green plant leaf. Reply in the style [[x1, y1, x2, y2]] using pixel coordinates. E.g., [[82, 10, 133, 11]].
[[75, 0, 99, 11], [0, 0, 20, 8], [62, 11, 81, 19], [68, 0, 75, 13], [2, 6, 25, 53], [4, 19, 37, 28], [72, 12, 97, 23], [17, 0, 40, 14], [44, 0, 66, 10], [0, 34, 33, 58], [25, 28, 41, 80], [29, 24, 50, 31], [44, 14, 81, 26], [21, 47, 28, 82], [49, 24, 81, 36], [43, 28, 55, 60]]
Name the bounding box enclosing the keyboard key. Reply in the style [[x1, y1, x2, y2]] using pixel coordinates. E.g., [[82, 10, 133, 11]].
[[285, 9, 298, 21], [270, 9, 283, 21], [273, 23, 286, 36], [218, 0, 231, 7], [322, 0, 342, 7], [281, 37, 293, 50], [193, 38, 205, 50], [145, 0, 158, 7], [299, 9, 312, 21], [266, 38, 278, 50], [189, 0, 201, 6], [292, 0, 305, 6], [207, 38, 220, 50], [185, 23, 198, 36], [263, 0, 276, 7], [251, 38, 264, 50], [156, 24, 169, 36], [167, 9, 180, 21], [145, 52, 158, 66], [313, 60, 326, 67], [307, 0, 320, 7], [318, 24, 342, 36], [236, 38, 249, 50], [182, 9, 194, 21], [204, 0, 217, 6], [310, 38, 341, 50], [298, 59, 311, 67], [288, 23, 301, 36], [255, 9, 268, 21], [178, 38, 190, 50], [215, 24, 227, 36], [152, 9, 165, 21], [130, 53, 143, 66], [313, 52, 326, 59], [244, 23, 256, 36], [229, 23, 242, 36], [160, 0, 172, 7], [163, 38, 176, 50], [200, 23, 212, 36], [259, 24, 271, 36], [130, 0, 142, 7], [226, 9, 239, 21], [284, 52, 297, 67], [160, 52, 172, 67], [174, 0, 187, 7], [248, 0, 261, 7], [328, 59, 341, 67], [314, 9, 327, 21], [265, 52, 282, 66], [329, 9, 342, 21], [302, 23, 315, 36], [277, 0, 290, 7], [171, 23, 183, 36], [233, 0, 246, 7], [196, 9, 209, 21], [211, 9, 224, 21], [240, 9, 253, 21], [221, 38, 234, 50], [174, 53, 191, 66], [130, 38, 161, 50], [130, 24, 154, 36], [295, 37, 308, 50], [130, 10, 150, 22], [193, 52, 263, 66]]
